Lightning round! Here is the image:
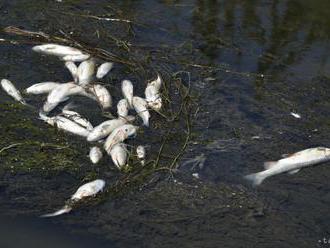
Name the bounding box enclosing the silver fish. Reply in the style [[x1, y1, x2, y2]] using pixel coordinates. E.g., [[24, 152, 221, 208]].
[[244, 147, 330, 186], [87, 84, 112, 109], [39, 112, 90, 137], [121, 80, 133, 107], [62, 54, 90, 62], [109, 143, 128, 170], [32, 44, 86, 57], [62, 106, 93, 131], [145, 75, 162, 110], [41, 179, 105, 218], [43, 82, 87, 112], [89, 146, 103, 164], [96, 62, 113, 79], [117, 98, 129, 117], [1, 79, 26, 105], [87, 117, 134, 142], [26, 82, 60, 95], [77, 59, 95, 86], [136, 145, 146, 165], [132, 96, 150, 127], [65, 61, 78, 83], [104, 124, 138, 152]]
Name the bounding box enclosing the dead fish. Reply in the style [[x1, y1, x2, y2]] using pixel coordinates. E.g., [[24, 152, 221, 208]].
[[244, 147, 330, 186], [96, 62, 113, 79], [136, 145, 146, 165], [77, 59, 95, 86], [65, 61, 78, 83], [89, 146, 103, 164], [39, 112, 90, 137], [132, 96, 150, 126], [43, 82, 88, 112], [1, 79, 26, 105], [109, 143, 128, 170], [87, 117, 134, 142], [32, 44, 87, 57], [117, 98, 129, 117], [104, 124, 138, 152], [62, 105, 93, 131], [145, 74, 162, 110], [121, 80, 133, 107], [26, 82, 60, 95], [87, 84, 112, 109], [41, 179, 105, 217], [62, 54, 90, 62]]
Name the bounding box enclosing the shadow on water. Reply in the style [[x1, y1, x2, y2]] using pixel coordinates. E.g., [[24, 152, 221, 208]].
[[1, 0, 330, 247]]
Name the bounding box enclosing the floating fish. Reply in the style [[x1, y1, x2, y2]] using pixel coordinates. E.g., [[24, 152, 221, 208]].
[[62, 105, 93, 131], [1, 79, 26, 105], [87, 84, 112, 109], [117, 98, 129, 117], [43, 82, 88, 112], [41, 179, 105, 217], [132, 96, 150, 126], [109, 143, 128, 170], [87, 117, 133, 142], [89, 146, 103, 164], [39, 112, 90, 137], [244, 147, 330, 186], [104, 124, 138, 152], [65, 61, 78, 83], [77, 59, 95, 86], [62, 54, 90, 62], [145, 74, 162, 110], [32, 44, 87, 57], [96, 62, 113, 79], [121, 80, 133, 107], [136, 145, 146, 165], [26, 82, 60, 95]]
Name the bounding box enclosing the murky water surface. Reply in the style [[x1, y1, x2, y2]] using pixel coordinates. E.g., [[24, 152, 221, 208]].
[[1, 0, 330, 247]]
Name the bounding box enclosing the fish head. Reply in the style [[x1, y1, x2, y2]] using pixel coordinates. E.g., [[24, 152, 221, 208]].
[[122, 124, 138, 137]]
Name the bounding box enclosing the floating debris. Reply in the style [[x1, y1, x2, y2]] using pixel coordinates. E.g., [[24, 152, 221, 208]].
[[290, 112, 301, 119]]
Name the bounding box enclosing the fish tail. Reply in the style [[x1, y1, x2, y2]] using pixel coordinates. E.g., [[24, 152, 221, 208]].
[[40, 205, 72, 218], [244, 172, 267, 186]]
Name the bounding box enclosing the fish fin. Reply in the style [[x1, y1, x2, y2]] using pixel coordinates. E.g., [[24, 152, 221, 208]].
[[281, 153, 295, 158], [40, 205, 72, 218], [244, 172, 266, 186], [288, 169, 300, 175], [263, 161, 277, 170]]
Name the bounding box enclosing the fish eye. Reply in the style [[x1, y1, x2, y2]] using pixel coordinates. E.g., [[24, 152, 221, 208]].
[[125, 128, 128, 132]]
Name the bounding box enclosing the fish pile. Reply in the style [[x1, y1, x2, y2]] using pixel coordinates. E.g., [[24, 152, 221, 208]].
[[1, 43, 162, 216]]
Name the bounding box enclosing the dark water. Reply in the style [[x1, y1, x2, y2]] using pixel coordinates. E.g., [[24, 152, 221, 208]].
[[1, 0, 330, 247]]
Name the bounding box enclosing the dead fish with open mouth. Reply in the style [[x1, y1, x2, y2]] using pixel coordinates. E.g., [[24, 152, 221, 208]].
[[244, 147, 330, 186], [87, 116, 135, 142], [104, 124, 138, 152], [89, 146, 103, 164], [96, 62, 113, 79], [132, 96, 150, 127], [65, 61, 78, 83], [26, 82, 60, 95], [117, 98, 130, 117], [121, 80, 133, 107], [32, 44, 89, 59], [77, 59, 95, 86], [41, 179, 105, 217], [109, 143, 128, 170], [87, 84, 112, 109], [39, 112, 90, 137], [145, 74, 162, 110], [1, 79, 27, 105], [62, 104, 93, 131], [43, 82, 89, 112]]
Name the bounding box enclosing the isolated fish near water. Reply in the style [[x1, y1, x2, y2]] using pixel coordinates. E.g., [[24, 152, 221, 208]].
[[109, 143, 128, 170], [96, 62, 113, 79], [104, 124, 138, 152], [89, 146, 103, 164], [39, 112, 90, 137], [244, 147, 330, 186], [117, 98, 130, 117], [136, 145, 146, 165], [132, 96, 150, 127], [26, 82, 60, 95], [77, 59, 95, 86], [32, 44, 89, 59], [1, 79, 26, 105], [41, 179, 105, 217], [121, 80, 133, 107]]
